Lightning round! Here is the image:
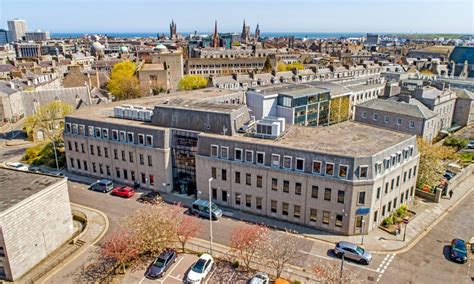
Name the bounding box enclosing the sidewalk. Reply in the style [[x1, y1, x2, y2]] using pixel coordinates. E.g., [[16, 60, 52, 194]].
[[18, 203, 109, 284]]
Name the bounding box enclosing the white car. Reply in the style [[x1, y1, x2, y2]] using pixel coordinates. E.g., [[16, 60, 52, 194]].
[[186, 254, 214, 283], [249, 272, 270, 284], [7, 162, 29, 171]]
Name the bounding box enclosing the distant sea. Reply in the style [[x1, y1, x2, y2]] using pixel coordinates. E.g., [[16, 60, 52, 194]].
[[51, 32, 367, 39]]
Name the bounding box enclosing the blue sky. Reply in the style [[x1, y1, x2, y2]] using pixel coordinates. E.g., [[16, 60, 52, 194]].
[[0, 0, 472, 33]]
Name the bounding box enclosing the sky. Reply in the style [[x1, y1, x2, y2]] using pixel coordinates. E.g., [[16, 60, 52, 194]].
[[0, 0, 473, 34]]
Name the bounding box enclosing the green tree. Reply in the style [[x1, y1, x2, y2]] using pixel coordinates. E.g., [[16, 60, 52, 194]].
[[262, 57, 273, 73], [277, 62, 288, 72], [107, 61, 142, 100], [443, 136, 468, 151], [276, 62, 304, 72], [417, 138, 457, 189], [178, 75, 208, 90], [24, 100, 73, 141]]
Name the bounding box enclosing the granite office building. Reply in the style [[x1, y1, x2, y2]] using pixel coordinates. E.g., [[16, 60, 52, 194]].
[[64, 88, 419, 235]]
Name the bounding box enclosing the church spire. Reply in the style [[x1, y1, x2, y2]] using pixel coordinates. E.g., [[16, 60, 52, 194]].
[[212, 20, 219, 48]]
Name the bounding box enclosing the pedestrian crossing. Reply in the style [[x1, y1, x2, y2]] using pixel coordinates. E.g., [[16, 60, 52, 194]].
[[376, 253, 396, 282]]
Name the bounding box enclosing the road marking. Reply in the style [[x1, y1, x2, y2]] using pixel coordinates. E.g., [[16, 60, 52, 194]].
[[227, 271, 236, 283], [299, 250, 381, 274], [161, 257, 184, 283], [138, 276, 147, 284], [167, 275, 184, 281]]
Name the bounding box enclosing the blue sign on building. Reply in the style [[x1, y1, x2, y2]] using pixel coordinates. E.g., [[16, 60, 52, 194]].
[[356, 207, 370, 215]]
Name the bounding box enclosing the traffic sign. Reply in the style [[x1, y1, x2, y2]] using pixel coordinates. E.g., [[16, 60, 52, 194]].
[[402, 218, 409, 224]]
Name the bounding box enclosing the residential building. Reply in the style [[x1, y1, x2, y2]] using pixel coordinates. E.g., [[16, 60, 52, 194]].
[[452, 88, 474, 127], [24, 30, 51, 41], [7, 19, 27, 42], [185, 57, 267, 77], [0, 168, 74, 281]]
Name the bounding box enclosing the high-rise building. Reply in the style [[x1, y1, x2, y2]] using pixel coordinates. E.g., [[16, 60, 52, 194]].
[[25, 30, 50, 41], [366, 33, 379, 45], [7, 19, 28, 42], [0, 29, 9, 45]]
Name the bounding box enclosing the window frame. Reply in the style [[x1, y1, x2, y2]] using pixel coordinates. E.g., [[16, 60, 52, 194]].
[[283, 155, 292, 169], [245, 150, 254, 163], [325, 162, 334, 176], [235, 148, 243, 161], [339, 164, 348, 178], [312, 160, 322, 174], [295, 157, 305, 171], [271, 154, 280, 167], [210, 144, 219, 157], [256, 151, 265, 165], [221, 146, 229, 159], [359, 165, 368, 178]]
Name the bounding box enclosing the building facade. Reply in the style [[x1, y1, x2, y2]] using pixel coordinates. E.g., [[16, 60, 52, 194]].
[[7, 19, 27, 42]]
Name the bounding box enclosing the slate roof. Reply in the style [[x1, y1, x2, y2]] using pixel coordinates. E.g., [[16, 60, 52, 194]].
[[449, 46, 474, 64], [358, 98, 437, 119], [453, 88, 474, 100]]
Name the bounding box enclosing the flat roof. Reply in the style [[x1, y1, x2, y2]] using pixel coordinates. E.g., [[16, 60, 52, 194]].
[[279, 86, 328, 98], [141, 63, 165, 71], [202, 121, 414, 157], [155, 100, 245, 114], [0, 168, 62, 212]]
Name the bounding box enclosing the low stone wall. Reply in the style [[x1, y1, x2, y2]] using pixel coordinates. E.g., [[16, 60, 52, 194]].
[[415, 187, 441, 202], [449, 163, 474, 189]]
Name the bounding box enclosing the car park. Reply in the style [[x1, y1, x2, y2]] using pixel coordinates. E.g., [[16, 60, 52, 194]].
[[137, 191, 161, 204], [88, 179, 114, 193], [145, 249, 177, 279], [6, 162, 29, 171], [111, 186, 135, 198], [334, 241, 372, 264], [191, 199, 223, 220], [186, 253, 214, 283], [249, 272, 270, 284], [450, 238, 468, 263]]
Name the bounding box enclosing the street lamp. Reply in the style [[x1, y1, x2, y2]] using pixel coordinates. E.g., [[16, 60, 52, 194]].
[[361, 219, 366, 245], [199, 178, 214, 255], [340, 252, 345, 281]]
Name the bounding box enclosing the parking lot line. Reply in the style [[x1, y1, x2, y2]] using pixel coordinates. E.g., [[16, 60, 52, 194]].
[[299, 250, 382, 274], [161, 257, 184, 283], [138, 276, 147, 284]]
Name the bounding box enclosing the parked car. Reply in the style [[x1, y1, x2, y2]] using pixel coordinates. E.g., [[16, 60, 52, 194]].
[[6, 162, 29, 171], [145, 249, 177, 279], [186, 253, 214, 283], [28, 166, 43, 173], [443, 171, 455, 180], [137, 191, 161, 204], [450, 238, 468, 263], [334, 241, 372, 265], [191, 199, 223, 220], [50, 170, 65, 177], [467, 140, 474, 149], [88, 179, 114, 193], [111, 186, 135, 198], [248, 272, 270, 284]]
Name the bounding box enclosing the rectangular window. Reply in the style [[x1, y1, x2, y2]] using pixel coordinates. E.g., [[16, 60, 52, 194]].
[[95, 127, 101, 138], [138, 134, 144, 145], [337, 190, 345, 203], [408, 168, 412, 179], [246, 173, 251, 185], [92, 162, 97, 173], [83, 161, 88, 171], [409, 120, 415, 128], [104, 147, 108, 158], [373, 113, 378, 121], [114, 149, 118, 160], [76, 159, 81, 170], [74, 142, 78, 152], [388, 201, 392, 212], [210, 145, 219, 157], [146, 135, 153, 146], [382, 205, 386, 216], [283, 180, 290, 193], [257, 175, 262, 188], [355, 216, 363, 228], [339, 165, 348, 178], [121, 150, 125, 161], [116, 167, 120, 178], [66, 123, 71, 133], [396, 175, 400, 187], [295, 182, 302, 195], [358, 192, 366, 205], [401, 192, 404, 203], [359, 166, 368, 178], [102, 129, 108, 139], [311, 186, 318, 198], [123, 169, 128, 180], [283, 156, 292, 169], [246, 195, 251, 207], [236, 193, 242, 205], [112, 130, 118, 141], [256, 152, 265, 165], [130, 170, 135, 181], [222, 190, 228, 202], [397, 118, 402, 125], [294, 205, 301, 218], [271, 200, 277, 213], [221, 146, 229, 159], [149, 174, 154, 186], [384, 116, 389, 124], [141, 173, 146, 184], [68, 141, 72, 151], [335, 214, 343, 227], [222, 169, 227, 181], [391, 178, 394, 190], [385, 182, 389, 193], [147, 155, 152, 167], [384, 158, 390, 170], [374, 211, 378, 223], [310, 209, 317, 222], [212, 188, 217, 200], [271, 178, 278, 191], [235, 148, 243, 161], [211, 167, 217, 178], [282, 203, 289, 215], [90, 144, 94, 155], [70, 158, 74, 168], [403, 171, 407, 182], [377, 187, 381, 199], [245, 150, 254, 163], [97, 146, 101, 157], [88, 126, 94, 136], [126, 132, 134, 143], [235, 171, 241, 184], [393, 197, 397, 209], [324, 188, 331, 201], [325, 163, 334, 176], [271, 154, 280, 167], [256, 197, 262, 210], [81, 143, 85, 153], [361, 111, 367, 119], [295, 158, 304, 171], [139, 154, 144, 165], [129, 152, 134, 163], [322, 211, 330, 224]]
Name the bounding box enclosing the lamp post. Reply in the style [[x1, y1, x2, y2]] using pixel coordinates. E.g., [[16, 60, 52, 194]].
[[361, 219, 366, 245], [340, 252, 345, 282], [208, 177, 214, 255]]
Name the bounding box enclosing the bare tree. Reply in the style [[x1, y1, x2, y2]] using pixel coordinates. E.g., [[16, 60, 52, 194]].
[[175, 210, 203, 253], [100, 229, 139, 273], [313, 261, 358, 283], [263, 230, 302, 278], [230, 224, 269, 271]]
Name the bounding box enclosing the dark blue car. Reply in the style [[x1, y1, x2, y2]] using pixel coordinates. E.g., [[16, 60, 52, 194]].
[[450, 238, 467, 263], [145, 249, 177, 279]]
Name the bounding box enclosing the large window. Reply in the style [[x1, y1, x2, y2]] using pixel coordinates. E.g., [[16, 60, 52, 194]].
[[322, 211, 330, 224], [324, 188, 331, 201], [310, 209, 317, 222], [337, 190, 345, 203]]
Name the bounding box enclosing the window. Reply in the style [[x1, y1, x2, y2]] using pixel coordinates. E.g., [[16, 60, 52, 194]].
[[385, 182, 389, 193], [246, 195, 252, 207], [325, 163, 334, 176], [257, 175, 262, 188], [337, 190, 345, 203], [339, 165, 348, 178], [256, 197, 262, 210], [396, 175, 400, 187], [246, 173, 252, 185], [295, 182, 302, 195], [403, 171, 407, 183], [271, 154, 280, 167], [390, 178, 394, 190], [222, 169, 227, 181], [397, 152, 402, 163], [112, 130, 118, 141], [384, 158, 390, 170], [391, 155, 396, 166], [88, 126, 94, 136], [296, 158, 304, 171], [119, 131, 126, 142], [245, 150, 254, 163], [376, 187, 381, 199], [97, 146, 101, 157], [256, 152, 265, 165], [393, 197, 397, 208], [149, 174, 154, 186], [123, 169, 128, 180], [375, 162, 382, 174], [211, 167, 217, 178], [361, 111, 367, 119], [397, 117, 402, 125], [210, 145, 219, 157], [271, 178, 278, 191], [76, 159, 81, 170], [147, 155, 152, 167], [324, 188, 331, 201], [114, 149, 118, 159], [373, 113, 378, 121], [94, 127, 101, 138], [374, 210, 378, 223], [388, 201, 392, 212], [92, 162, 97, 173], [90, 144, 94, 155], [384, 116, 389, 124], [322, 211, 330, 224], [235, 148, 243, 161], [283, 180, 290, 193], [311, 186, 318, 198], [74, 142, 78, 152], [400, 192, 404, 203], [126, 132, 134, 143], [212, 188, 217, 200], [81, 143, 85, 153], [235, 171, 241, 184], [68, 141, 72, 151], [382, 205, 386, 216], [222, 190, 228, 202], [294, 205, 301, 218], [138, 134, 144, 144], [146, 135, 153, 146], [66, 123, 71, 133], [359, 166, 368, 178], [409, 120, 415, 128], [221, 146, 229, 159], [282, 203, 289, 215], [235, 193, 241, 205], [103, 147, 109, 158], [102, 129, 108, 139], [335, 214, 343, 227], [130, 170, 135, 181], [129, 152, 134, 163], [271, 200, 277, 213], [283, 156, 292, 169], [310, 209, 317, 222], [358, 192, 366, 205], [116, 167, 120, 178], [355, 216, 363, 228], [70, 158, 75, 168], [141, 173, 146, 184], [139, 154, 144, 165], [408, 168, 412, 179]]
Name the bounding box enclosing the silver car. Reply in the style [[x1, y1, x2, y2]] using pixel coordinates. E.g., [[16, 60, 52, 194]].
[[334, 241, 372, 264]]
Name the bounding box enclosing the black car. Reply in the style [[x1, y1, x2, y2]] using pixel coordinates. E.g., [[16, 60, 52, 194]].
[[138, 191, 161, 204], [145, 249, 177, 279], [450, 238, 468, 263]]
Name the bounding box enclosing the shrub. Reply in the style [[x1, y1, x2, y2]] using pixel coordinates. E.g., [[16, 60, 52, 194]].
[[383, 216, 394, 226], [231, 260, 240, 268], [395, 206, 408, 218], [443, 136, 468, 151]]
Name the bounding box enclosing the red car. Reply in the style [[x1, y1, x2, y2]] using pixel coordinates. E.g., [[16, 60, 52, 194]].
[[111, 186, 135, 198]]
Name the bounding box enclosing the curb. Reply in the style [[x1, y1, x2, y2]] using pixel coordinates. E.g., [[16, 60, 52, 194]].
[[39, 203, 110, 283]]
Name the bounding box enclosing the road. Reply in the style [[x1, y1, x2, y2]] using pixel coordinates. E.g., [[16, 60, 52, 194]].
[[381, 190, 473, 283]]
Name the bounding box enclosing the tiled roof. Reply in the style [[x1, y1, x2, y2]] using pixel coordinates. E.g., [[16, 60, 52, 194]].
[[358, 98, 437, 119]]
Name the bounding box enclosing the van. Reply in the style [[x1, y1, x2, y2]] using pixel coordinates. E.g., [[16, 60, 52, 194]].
[[191, 199, 223, 220], [89, 179, 114, 193]]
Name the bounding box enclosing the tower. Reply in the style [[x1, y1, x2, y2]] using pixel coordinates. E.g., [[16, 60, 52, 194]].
[[212, 20, 219, 48], [169, 20, 177, 40], [255, 23, 261, 41], [241, 19, 250, 44]]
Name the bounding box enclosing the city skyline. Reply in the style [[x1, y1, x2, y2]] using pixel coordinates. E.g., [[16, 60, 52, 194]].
[[0, 0, 473, 34]]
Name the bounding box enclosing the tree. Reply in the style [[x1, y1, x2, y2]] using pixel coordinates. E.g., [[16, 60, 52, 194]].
[[101, 229, 139, 273], [443, 136, 468, 151], [263, 231, 302, 278], [262, 57, 273, 73], [24, 100, 73, 141], [229, 224, 269, 271], [178, 75, 208, 90], [417, 138, 457, 188], [329, 96, 351, 124], [175, 212, 203, 253], [276, 62, 304, 72], [107, 61, 142, 100], [312, 261, 358, 283]]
